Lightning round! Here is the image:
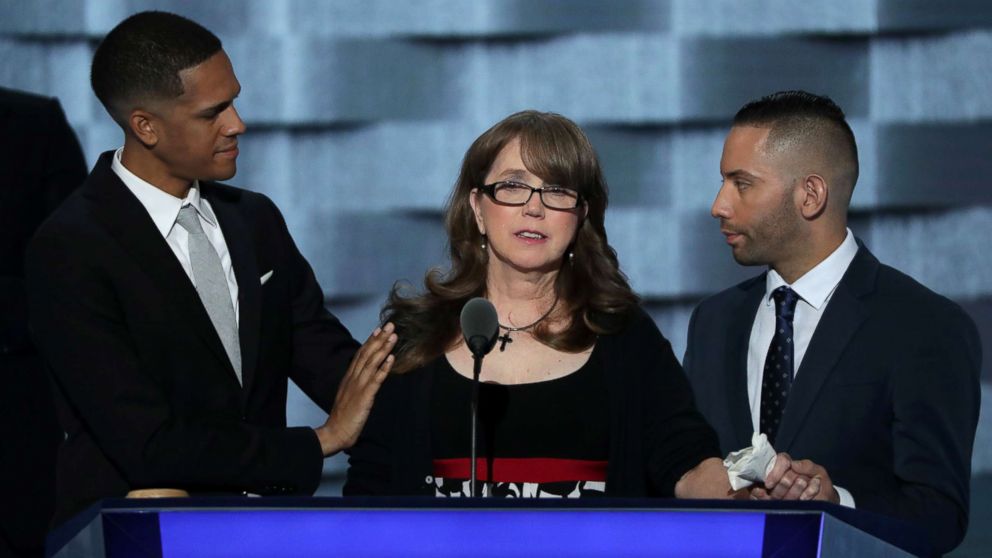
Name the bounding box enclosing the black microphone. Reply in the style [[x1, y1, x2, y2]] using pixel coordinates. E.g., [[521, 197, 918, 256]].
[[460, 297, 498, 358], [459, 297, 498, 497]]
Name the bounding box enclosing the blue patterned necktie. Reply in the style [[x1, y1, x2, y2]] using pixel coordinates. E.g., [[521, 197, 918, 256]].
[[759, 286, 800, 445]]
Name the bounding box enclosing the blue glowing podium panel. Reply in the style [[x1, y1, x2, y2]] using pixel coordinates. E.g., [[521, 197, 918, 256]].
[[49, 498, 922, 558], [162, 509, 763, 556]]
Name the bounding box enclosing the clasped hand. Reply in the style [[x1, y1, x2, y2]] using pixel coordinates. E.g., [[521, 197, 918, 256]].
[[749, 452, 839, 503]]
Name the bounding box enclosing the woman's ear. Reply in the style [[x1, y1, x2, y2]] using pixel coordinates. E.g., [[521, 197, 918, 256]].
[[469, 188, 486, 235]]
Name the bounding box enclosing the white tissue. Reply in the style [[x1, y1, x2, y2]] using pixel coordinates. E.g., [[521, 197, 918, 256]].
[[724, 432, 778, 490]]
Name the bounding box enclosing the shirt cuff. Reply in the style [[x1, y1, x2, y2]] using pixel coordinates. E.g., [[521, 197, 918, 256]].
[[834, 485, 856, 508]]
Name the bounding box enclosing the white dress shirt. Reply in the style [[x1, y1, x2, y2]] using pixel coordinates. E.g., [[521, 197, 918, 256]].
[[746, 228, 858, 507], [111, 148, 240, 323]]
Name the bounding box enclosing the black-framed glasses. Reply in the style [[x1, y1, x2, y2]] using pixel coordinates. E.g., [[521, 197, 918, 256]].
[[480, 181, 583, 210]]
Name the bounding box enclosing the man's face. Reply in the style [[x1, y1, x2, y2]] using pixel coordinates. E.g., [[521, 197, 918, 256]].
[[152, 50, 245, 185], [712, 126, 803, 268]]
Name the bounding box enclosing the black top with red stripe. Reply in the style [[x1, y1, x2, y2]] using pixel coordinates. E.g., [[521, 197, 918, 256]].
[[429, 347, 609, 498]]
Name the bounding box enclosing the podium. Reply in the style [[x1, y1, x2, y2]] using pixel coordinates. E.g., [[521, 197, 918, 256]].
[[48, 497, 930, 557]]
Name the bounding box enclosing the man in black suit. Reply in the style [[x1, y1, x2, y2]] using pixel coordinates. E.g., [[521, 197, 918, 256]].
[[683, 90, 981, 554], [25, 11, 395, 529], [0, 87, 87, 557]]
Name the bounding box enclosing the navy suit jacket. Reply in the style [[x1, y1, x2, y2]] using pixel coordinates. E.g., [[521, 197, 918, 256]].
[[26, 151, 359, 527], [684, 243, 981, 554]]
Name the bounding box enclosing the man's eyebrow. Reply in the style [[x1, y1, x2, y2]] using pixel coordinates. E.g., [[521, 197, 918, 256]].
[[723, 169, 760, 180], [196, 90, 240, 116], [197, 99, 232, 116]]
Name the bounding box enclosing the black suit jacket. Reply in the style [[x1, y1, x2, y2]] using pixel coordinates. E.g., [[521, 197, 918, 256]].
[[26, 151, 360, 527], [684, 243, 981, 554], [0, 88, 86, 557]]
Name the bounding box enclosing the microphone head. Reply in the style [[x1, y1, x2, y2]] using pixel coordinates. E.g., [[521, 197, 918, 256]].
[[460, 297, 498, 358]]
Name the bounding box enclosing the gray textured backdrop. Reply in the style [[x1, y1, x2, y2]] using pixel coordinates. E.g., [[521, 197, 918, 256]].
[[2, 0, 991, 554]]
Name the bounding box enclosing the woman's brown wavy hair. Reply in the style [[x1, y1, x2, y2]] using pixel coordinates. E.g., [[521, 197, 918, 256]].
[[383, 110, 639, 373]]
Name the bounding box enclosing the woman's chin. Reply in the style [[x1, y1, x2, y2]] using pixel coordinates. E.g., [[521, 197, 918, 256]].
[[491, 255, 564, 277]]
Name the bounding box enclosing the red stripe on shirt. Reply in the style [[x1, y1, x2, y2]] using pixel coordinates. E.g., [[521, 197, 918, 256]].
[[432, 458, 608, 483]]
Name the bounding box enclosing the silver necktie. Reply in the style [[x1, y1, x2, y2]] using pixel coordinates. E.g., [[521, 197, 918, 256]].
[[176, 205, 242, 385]]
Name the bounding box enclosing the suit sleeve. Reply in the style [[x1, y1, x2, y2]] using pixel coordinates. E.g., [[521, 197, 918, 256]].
[[852, 304, 981, 554], [26, 226, 324, 494], [260, 196, 360, 412]]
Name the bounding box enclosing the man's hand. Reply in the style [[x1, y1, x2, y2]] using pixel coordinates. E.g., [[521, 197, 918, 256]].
[[750, 452, 838, 503], [674, 457, 736, 499], [314, 323, 397, 456], [753, 452, 808, 500], [788, 458, 839, 503]]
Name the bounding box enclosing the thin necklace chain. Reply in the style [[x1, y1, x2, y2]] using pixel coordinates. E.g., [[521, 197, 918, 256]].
[[497, 293, 559, 332]]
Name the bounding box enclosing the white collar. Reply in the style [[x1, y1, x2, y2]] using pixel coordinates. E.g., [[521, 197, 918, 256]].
[[765, 229, 858, 310], [111, 147, 217, 236]]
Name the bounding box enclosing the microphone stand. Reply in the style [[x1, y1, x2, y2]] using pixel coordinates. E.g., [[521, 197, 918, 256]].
[[460, 297, 498, 498], [470, 353, 482, 497]]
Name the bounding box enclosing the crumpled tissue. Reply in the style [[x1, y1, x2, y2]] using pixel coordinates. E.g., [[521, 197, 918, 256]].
[[724, 432, 778, 490]]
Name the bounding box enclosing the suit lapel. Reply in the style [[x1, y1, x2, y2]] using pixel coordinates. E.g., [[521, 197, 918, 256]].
[[205, 188, 262, 401], [726, 277, 766, 450], [775, 245, 876, 450], [84, 153, 238, 384]]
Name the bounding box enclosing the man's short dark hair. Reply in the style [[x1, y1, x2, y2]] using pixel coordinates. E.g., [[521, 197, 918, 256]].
[[734, 90, 859, 195], [91, 11, 222, 125]]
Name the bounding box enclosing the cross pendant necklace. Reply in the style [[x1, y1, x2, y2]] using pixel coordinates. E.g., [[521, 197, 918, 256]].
[[495, 294, 559, 352], [497, 332, 513, 351]]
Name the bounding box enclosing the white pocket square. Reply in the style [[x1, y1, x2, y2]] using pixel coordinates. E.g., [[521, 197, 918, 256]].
[[260, 270, 274, 285]]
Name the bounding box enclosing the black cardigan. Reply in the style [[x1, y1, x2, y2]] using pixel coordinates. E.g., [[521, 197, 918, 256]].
[[344, 308, 721, 497]]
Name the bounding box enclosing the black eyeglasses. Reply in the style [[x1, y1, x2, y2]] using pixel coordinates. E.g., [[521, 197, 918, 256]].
[[479, 181, 583, 210]]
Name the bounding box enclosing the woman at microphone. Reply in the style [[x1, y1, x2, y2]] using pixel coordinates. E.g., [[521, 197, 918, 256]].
[[345, 110, 732, 498]]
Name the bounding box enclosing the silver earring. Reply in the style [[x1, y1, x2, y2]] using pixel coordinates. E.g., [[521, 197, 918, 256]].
[[568, 250, 575, 265], [481, 235, 487, 251]]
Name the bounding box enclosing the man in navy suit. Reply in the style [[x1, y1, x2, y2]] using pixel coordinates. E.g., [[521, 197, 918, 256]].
[[26, 11, 395, 529], [683, 90, 981, 554]]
